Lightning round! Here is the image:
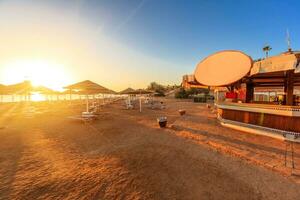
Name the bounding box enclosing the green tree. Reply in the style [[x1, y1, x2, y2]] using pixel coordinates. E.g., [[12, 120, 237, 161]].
[[263, 45, 272, 58], [175, 88, 189, 98], [147, 82, 166, 96]]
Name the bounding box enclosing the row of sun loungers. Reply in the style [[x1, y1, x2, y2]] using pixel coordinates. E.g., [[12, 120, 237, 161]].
[[69, 96, 164, 123], [69, 97, 122, 123], [124, 98, 166, 110]]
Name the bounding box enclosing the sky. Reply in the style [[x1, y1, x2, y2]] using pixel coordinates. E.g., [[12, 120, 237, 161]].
[[0, 0, 299, 91]]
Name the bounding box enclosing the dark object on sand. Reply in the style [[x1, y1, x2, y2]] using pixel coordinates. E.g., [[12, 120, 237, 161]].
[[178, 109, 186, 116], [157, 117, 167, 128]]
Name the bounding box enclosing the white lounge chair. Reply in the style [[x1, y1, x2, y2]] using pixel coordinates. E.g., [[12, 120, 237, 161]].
[[68, 111, 98, 123], [148, 101, 166, 110], [125, 99, 134, 109]]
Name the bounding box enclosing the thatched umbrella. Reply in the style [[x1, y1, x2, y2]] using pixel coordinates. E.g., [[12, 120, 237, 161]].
[[33, 86, 61, 101], [64, 80, 114, 112], [119, 87, 136, 95], [127, 89, 154, 95], [107, 89, 117, 95], [64, 80, 112, 93], [61, 89, 81, 100], [119, 88, 136, 109], [33, 86, 53, 93], [5, 81, 33, 102], [127, 89, 154, 112], [0, 84, 7, 102]]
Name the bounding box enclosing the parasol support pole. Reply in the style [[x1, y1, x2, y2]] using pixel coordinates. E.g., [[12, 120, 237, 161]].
[[69, 89, 72, 101], [139, 96, 142, 112], [86, 94, 89, 112]]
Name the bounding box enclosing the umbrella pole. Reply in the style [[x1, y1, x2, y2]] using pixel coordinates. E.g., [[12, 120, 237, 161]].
[[69, 89, 72, 102], [139, 96, 142, 112], [86, 94, 89, 112]]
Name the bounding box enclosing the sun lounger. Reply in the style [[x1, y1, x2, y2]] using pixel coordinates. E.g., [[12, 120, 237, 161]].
[[124, 99, 134, 109], [82, 111, 97, 117], [68, 111, 98, 123], [144, 97, 151, 104], [126, 103, 134, 109], [148, 101, 166, 110], [68, 116, 96, 123], [89, 103, 101, 114]]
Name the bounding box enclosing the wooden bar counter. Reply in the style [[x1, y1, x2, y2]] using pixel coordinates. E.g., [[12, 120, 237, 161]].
[[217, 102, 300, 141]]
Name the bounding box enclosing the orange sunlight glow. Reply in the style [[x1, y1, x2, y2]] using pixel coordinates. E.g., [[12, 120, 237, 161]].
[[2, 59, 72, 91]]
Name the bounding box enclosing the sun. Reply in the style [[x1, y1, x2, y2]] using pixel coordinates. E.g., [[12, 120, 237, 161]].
[[2, 59, 72, 91]]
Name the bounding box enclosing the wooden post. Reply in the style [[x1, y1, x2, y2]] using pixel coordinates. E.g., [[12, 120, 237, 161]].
[[245, 81, 254, 103], [284, 70, 294, 106]]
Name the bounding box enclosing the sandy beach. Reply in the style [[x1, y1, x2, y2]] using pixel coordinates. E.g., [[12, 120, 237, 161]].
[[1, 98, 300, 200]]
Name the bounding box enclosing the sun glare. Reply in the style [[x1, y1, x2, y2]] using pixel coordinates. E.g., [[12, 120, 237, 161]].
[[2, 59, 72, 91], [31, 92, 46, 102]]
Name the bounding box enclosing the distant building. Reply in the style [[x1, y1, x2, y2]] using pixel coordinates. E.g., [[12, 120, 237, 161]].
[[182, 74, 207, 89]]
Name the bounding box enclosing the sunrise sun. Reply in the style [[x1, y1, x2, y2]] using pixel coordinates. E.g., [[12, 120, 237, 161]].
[[2, 59, 72, 91]]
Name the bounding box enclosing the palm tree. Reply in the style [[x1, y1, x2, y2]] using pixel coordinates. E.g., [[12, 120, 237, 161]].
[[263, 45, 272, 58]]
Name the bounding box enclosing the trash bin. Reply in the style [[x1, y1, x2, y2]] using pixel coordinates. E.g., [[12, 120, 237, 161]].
[[157, 117, 167, 128]]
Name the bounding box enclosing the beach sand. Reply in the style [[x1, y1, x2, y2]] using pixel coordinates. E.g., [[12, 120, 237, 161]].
[[1, 98, 300, 200]]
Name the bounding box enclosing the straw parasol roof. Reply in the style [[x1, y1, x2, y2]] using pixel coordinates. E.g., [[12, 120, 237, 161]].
[[64, 80, 114, 94], [108, 89, 117, 95], [61, 90, 80, 94], [0, 84, 7, 94], [127, 89, 154, 95], [32, 86, 61, 95], [5, 81, 33, 94], [119, 87, 136, 95], [104, 88, 117, 95]]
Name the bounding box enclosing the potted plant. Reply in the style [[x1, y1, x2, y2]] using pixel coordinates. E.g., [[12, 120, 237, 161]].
[[178, 109, 186, 116], [157, 116, 167, 128]]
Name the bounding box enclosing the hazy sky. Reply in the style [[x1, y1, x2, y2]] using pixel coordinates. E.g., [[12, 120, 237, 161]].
[[0, 0, 299, 91]]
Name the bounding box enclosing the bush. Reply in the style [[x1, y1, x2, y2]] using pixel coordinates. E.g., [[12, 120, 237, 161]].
[[147, 82, 166, 96], [193, 94, 214, 103], [175, 87, 210, 99], [188, 88, 209, 95], [175, 88, 189, 98], [154, 90, 166, 97]]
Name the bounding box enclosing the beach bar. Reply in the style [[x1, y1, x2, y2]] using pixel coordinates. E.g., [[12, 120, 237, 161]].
[[188, 50, 300, 142], [217, 50, 300, 141]]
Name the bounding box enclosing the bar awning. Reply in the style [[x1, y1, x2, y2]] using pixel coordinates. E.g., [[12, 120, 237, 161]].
[[250, 52, 300, 76]]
